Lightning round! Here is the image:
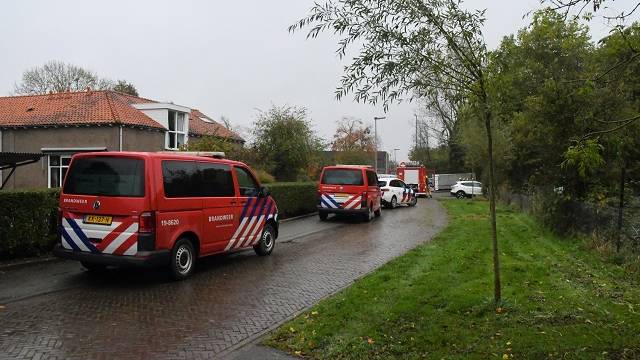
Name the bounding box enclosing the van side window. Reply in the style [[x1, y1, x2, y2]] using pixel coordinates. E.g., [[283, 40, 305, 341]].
[[366, 171, 378, 186], [235, 167, 259, 196], [199, 163, 234, 197], [162, 161, 199, 198]]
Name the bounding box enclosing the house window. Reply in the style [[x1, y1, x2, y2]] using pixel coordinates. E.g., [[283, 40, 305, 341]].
[[49, 155, 71, 188], [166, 111, 187, 150]]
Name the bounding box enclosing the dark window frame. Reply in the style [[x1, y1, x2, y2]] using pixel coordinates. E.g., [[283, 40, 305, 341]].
[[63, 156, 145, 197], [365, 170, 378, 187], [320, 168, 365, 186], [234, 166, 260, 197], [162, 160, 236, 198], [199, 162, 235, 198]]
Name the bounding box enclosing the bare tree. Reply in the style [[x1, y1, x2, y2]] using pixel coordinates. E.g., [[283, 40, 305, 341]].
[[219, 115, 234, 131], [112, 80, 138, 96], [331, 117, 375, 153], [542, 0, 640, 21], [14, 60, 114, 95]]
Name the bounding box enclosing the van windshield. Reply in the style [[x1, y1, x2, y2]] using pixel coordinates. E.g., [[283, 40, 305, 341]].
[[321, 169, 363, 185], [63, 157, 144, 197]]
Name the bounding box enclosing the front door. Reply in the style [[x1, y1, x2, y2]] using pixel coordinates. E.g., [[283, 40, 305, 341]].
[[225, 166, 270, 250]]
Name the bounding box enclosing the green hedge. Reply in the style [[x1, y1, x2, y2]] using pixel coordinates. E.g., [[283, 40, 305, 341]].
[[0, 189, 60, 260], [267, 182, 317, 219]]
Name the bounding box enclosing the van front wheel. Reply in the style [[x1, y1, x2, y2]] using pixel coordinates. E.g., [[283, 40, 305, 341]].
[[254, 224, 275, 256], [170, 238, 196, 280]]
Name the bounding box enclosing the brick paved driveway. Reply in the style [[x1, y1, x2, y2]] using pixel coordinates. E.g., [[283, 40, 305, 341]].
[[0, 199, 446, 359]]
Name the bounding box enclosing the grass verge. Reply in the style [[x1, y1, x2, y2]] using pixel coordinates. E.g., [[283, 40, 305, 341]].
[[264, 200, 640, 359]]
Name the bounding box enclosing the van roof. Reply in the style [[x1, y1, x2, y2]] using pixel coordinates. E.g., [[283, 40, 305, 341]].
[[72, 151, 248, 167], [323, 165, 372, 170]]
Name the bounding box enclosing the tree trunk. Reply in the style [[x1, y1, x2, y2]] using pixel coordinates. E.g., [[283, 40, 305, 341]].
[[616, 163, 626, 253], [483, 98, 501, 305]]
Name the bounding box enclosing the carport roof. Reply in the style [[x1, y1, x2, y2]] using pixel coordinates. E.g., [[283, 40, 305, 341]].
[[0, 152, 44, 169]]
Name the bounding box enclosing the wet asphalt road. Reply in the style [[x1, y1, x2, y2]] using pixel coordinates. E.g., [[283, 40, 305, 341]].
[[0, 198, 446, 359]]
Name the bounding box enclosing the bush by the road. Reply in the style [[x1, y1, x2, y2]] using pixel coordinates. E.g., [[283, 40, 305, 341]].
[[0, 189, 60, 260], [265, 199, 640, 358], [267, 182, 317, 219]]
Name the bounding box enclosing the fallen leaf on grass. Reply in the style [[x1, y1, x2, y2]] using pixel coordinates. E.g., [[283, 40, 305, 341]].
[[311, 311, 319, 316], [367, 338, 375, 344], [289, 327, 296, 333], [502, 354, 509, 360]]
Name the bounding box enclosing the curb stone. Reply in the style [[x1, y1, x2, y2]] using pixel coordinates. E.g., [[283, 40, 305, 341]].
[[0, 255, 62, 271]]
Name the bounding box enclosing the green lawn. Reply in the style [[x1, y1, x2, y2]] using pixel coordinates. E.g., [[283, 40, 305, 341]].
[[264, 200, 640, 359]]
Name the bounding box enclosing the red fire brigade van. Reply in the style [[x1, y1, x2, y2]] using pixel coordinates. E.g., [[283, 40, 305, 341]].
[[317, 165, 382, 221], [396, 164, 428, 197], [53, 152, 278, 279]]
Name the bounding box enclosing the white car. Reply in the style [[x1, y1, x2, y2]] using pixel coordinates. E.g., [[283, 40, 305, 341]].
[[378, 177, 417, 208], [450, 181, 483, 198]]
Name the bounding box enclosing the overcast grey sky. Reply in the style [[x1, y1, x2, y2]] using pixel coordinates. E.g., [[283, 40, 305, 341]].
[[0, 0, 636, 162]]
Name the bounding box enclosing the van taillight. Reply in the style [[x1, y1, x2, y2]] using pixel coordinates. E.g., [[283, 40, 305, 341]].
[[361, 191, 368, 207], [139, 211, 156, 233]]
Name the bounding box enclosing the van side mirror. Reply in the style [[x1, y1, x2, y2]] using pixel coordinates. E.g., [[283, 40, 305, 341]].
[[259, 186, 270, 198]]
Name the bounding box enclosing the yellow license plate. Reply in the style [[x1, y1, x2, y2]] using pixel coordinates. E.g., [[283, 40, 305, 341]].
[[83, 215, 113, 225]]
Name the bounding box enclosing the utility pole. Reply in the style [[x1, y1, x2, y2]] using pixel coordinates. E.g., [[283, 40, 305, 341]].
[[374, 116, 386, 172], [425, 121, 431, 162], [415, 114, 418, 151]]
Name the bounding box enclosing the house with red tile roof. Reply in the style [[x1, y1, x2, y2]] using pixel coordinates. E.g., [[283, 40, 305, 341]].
[[0, 89, 244, 189]]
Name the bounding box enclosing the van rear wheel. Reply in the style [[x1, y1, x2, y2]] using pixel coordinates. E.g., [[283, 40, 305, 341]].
[[374, 206, 382, 217], [170, 238, 196, 280], [319, 211, 328, 221], [254, 224, 276, 256]]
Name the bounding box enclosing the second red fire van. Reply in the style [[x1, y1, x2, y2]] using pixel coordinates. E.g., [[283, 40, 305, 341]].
[[317, 165, 382, 221], [54, 151, 278, 279]]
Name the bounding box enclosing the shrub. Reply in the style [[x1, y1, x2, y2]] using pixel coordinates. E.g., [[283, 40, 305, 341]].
[[267, 182, 317, 219], [255, 169, 276, 184], [0, 189, 59, 260]]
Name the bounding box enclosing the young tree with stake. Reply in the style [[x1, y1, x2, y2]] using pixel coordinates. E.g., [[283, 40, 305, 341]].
[[290, 0, 503, 304]]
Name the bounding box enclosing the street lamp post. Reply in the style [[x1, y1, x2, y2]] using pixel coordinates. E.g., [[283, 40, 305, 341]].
[[374, 116, 386, 172]]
